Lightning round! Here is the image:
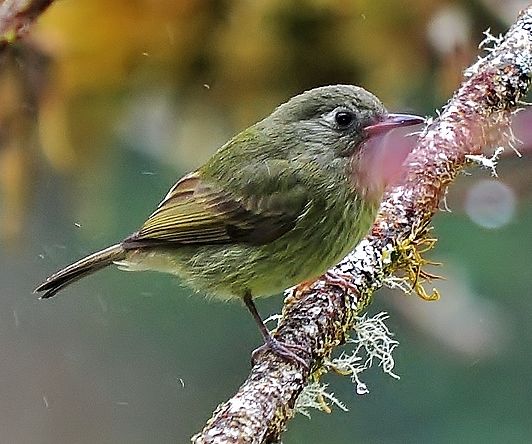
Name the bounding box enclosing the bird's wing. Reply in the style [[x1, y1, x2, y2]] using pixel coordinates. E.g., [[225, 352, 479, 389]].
[[125, 164, 310, 247]]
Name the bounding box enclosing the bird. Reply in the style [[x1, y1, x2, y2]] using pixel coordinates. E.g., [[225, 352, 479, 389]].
[[35, 84, 423, 368]]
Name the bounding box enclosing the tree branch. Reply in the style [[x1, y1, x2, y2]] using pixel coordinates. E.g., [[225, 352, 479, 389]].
[[0, 0, 54, 51], [193, 5, 532, 444]]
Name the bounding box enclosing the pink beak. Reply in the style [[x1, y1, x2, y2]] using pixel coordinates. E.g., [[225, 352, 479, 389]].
[[364, 113, 425, 136]]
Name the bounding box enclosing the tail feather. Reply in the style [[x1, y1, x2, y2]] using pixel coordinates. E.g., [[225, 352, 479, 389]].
[[34, 244, 127, 299]]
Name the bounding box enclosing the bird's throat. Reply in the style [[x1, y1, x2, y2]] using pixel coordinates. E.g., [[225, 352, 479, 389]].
[[347, 141, 386, 206]]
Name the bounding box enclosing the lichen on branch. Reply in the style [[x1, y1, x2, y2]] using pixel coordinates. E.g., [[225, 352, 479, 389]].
[[193, 6, 532, 444]]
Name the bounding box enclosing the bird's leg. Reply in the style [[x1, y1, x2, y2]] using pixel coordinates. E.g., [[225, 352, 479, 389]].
[[243, 292, 308, 370]]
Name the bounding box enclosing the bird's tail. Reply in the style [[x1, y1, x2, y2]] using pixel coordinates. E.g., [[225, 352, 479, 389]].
[[34, 244, 127, 299]]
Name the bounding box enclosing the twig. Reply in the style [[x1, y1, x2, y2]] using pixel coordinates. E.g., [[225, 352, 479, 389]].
[[192, 5, 532, 444], [0, 0, 54, 51]]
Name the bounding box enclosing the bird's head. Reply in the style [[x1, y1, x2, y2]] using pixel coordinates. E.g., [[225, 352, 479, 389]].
[[265, 84, 424, 200]]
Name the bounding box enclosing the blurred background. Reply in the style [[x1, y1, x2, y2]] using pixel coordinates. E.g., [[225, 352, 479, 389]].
[[1, 0, 532, 443]]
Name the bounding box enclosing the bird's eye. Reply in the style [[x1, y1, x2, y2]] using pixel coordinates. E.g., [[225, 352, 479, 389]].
[[334, 110, 355, 128]]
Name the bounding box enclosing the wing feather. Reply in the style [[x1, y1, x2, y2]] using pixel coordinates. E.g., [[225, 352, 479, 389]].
[[124, 167, 310, 248]]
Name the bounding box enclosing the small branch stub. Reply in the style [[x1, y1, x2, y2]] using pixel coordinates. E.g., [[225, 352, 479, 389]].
[[0, 0, 54, 50]]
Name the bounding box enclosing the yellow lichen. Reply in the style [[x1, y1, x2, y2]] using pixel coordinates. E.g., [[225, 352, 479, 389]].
[[392, 224, 442, 301]]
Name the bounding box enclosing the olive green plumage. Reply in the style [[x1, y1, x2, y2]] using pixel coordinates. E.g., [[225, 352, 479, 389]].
[[35, 85, 421, 304]]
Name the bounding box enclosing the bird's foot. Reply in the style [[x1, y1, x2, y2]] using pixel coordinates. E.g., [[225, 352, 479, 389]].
[[252, 335, 309, 370], [324, 270, 359, 295]]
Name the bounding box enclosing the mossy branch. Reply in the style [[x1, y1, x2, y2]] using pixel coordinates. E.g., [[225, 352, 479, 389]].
[[193, 6, 532, 444]]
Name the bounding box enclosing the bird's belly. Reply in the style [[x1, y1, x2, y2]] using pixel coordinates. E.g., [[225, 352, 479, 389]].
[[121, 203, 375, 300], [119, 244, 316, 300]]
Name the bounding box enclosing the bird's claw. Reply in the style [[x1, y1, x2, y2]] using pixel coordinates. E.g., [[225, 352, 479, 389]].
[[324, 270, 359, 295], [252, 336, 309, 370]]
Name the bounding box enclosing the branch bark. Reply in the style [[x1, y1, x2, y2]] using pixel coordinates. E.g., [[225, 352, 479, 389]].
[[193, 6, 532, 444], [0, 0, 54, 51]]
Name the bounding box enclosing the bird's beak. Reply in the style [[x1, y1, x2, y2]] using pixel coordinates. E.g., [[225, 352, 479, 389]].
[[364, 113, 425, 136]]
